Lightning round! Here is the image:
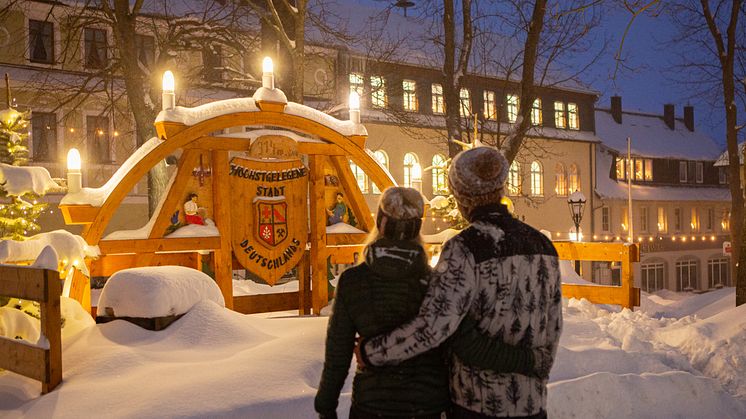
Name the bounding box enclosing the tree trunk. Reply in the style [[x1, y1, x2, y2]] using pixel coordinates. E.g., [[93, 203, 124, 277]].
[[503, 0, 546, 164], [700, 0, 745, 305], [291, 4, 305, 104], [111, 0, 168, 216], [442, 0, 473, 158]]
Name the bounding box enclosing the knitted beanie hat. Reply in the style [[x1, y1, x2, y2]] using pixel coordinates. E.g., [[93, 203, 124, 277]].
[[376, 187, 424, 241], [448, 146, 509, 209]]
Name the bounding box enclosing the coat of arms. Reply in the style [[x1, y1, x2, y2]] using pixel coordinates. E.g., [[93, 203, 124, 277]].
[[256, 201, 288, 247]]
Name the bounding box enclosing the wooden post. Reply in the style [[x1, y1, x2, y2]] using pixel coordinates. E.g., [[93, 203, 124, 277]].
[[309, 155, 329, 314], [297, 251, 311, 315], [68, 267, 91, 314], [211, 150, 233, 309], [40, 270, 62, 394]]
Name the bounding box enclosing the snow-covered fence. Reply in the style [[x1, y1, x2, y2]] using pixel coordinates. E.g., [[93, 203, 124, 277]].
[[554, 242, 640, 309], [0, 265, 62, 393]]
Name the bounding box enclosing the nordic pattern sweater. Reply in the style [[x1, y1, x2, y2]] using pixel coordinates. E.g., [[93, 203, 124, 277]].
[[314, 237, 539, 417], [362, 205, 563, 417]]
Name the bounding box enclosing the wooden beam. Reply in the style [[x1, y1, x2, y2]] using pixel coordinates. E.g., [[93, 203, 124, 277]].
[[329, 155, 373, 232], [90, 253, 201, 277], [98, 237, 221, 254], [186, 137, 346, 156], [0, 266, 48, 301], [327, 233, 368, 245], [0, 338, 46, 381], [211, 150, 234, 309], [58, 205, 99, 225], [328, 245, 365, 265], [309, 155, 328, 314], [297, 251, 311, 315], [233, 292, 299, 314], [148, 149, 203, 239], [39, 270, 62, 393], [553, 242, 639, 263]]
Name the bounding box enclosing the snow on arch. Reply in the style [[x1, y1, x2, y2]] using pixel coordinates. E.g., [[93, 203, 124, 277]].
[[0, 230, 99, 276], [60, 137, 163, 207], [0, 164, 61, 196]]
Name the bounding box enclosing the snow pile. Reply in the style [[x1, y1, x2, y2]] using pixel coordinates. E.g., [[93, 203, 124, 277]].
[[0, 164, 61, 196], [326, 222, 366, 234], [253, 86, 288, 104], [233, 279, 299, 296], [165, 219, 220, 238], [285, 102, 367, 137], [0, 297, 94, 345], [156, 98, 260, 126], [2, 288, 745, 418], [97, 266, 225, 318], [0, 230, 99, 276], [60, 137, 163, 207]]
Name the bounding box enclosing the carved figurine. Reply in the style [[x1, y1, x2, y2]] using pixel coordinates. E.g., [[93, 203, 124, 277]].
[[326, 192, 348, 225], [184, 193, 205, 225]]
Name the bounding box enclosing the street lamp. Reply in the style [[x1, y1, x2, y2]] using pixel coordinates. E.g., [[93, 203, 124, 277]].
[[567, 190, 587, 242]]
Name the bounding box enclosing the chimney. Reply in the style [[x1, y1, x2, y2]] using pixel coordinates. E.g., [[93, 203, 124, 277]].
[[684, 105, 694, 131], [610, 95, 622, 123], [663, 104, 675, 130]]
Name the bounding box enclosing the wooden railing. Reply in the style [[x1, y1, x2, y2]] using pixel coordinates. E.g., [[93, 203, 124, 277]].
[[0, 265, 62, 393], [554, 241, 640, 309]]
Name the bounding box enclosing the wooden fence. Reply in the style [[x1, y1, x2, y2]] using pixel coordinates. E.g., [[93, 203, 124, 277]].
[[0, 265, 62, 393], [554, 241, 640, 309]]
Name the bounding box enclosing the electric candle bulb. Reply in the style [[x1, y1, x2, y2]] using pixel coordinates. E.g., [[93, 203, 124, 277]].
[[162, 70, 175, 93]]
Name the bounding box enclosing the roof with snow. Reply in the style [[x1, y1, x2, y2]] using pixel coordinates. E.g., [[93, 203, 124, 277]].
[[595, 109, 724, 160], [595, 147, 730, 202], [714, 142, 745, 167]]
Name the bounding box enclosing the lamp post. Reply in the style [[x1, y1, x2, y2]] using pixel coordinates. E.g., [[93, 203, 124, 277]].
[[567, 190, 586, 274]]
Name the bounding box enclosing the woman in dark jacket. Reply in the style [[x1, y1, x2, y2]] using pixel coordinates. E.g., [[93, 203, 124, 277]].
[[315, 187, 542, 419]]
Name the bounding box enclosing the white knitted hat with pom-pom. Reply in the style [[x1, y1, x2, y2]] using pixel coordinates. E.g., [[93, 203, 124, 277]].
[[448, 146, 509, 209]]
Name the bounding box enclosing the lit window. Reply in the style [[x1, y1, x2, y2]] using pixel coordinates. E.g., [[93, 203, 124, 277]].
[[657, 207, 667, 233], [431, 84, 444, 114], [568, 163, 580, 192], [691, 208, 700, 232], [530, 160, 543, 196], [531, 98, 542, 125], [621, 206, 629, 232], [708, 257, 729, 288], [568, 102, 579, 130], [676, 258, 698, 291], [350, 161, 368, 194], [554, 163, 567, 196], [507, 94, 519, 123], [403, 152, 421, 189], [641, 261, 665, 293], [459, 88, 471, 117], [601, 207, 610, 232], [483, 90, 496, 120], [554, 101, 566, 128], [508, 161, 521, 195], [696, 162, 704, 183], [403, 80, 417, 112], [616, 157, 628, 180], [349, 73, 364, 98], [640, 207, 649, 232], [432, 154, 448, 195], [644, 159, 653, 181], [371, 76, 386, 108], [371, 150, 388, 194], [722, 210, 731, 231], [634, 159, 644, 181], [86, 115, 110, 163]]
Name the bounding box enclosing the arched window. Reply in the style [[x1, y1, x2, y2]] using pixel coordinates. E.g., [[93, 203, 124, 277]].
[[371, 150, 389, 194], [675, 257, 699, 291], [641, 259, 666, 293], [707, 256, 730, 288], [554, 163, 567, 196], [508, 161, 521, 195], [568, 163, 580, 193], [530, 161, 543, 196], [432, 154, 448, 195], [349, 161, 368, 194], [403, 152, 422, 190]]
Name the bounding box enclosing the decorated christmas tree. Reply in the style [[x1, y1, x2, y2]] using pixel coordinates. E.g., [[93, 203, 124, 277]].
[[0, 74, 47, 240]]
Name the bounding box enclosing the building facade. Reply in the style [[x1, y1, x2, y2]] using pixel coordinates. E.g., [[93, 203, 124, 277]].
[[592, 97, 731, 292]]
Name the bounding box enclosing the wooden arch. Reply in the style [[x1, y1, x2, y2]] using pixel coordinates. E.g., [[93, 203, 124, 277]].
[[61, 98, 396, 315]]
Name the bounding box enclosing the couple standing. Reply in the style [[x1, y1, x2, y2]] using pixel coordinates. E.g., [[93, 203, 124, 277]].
[[315, 147, 563, 419]]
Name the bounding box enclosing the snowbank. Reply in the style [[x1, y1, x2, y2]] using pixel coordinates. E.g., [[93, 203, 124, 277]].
[[233, 279, 299, 296], [326, 222, 366, 234], [0, 297, 94, 345], [60, 137, 163, 206], [0, 164, 60, 196], [0, 230, 99, 276], [97, 266, 225, 318]]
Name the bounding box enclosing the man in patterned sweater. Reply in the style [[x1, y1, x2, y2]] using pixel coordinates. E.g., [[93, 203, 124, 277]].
[[359, 147, 563, 419]]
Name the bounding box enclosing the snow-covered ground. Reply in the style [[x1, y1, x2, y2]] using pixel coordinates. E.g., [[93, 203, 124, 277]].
[[1, 288, 745, 418]]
